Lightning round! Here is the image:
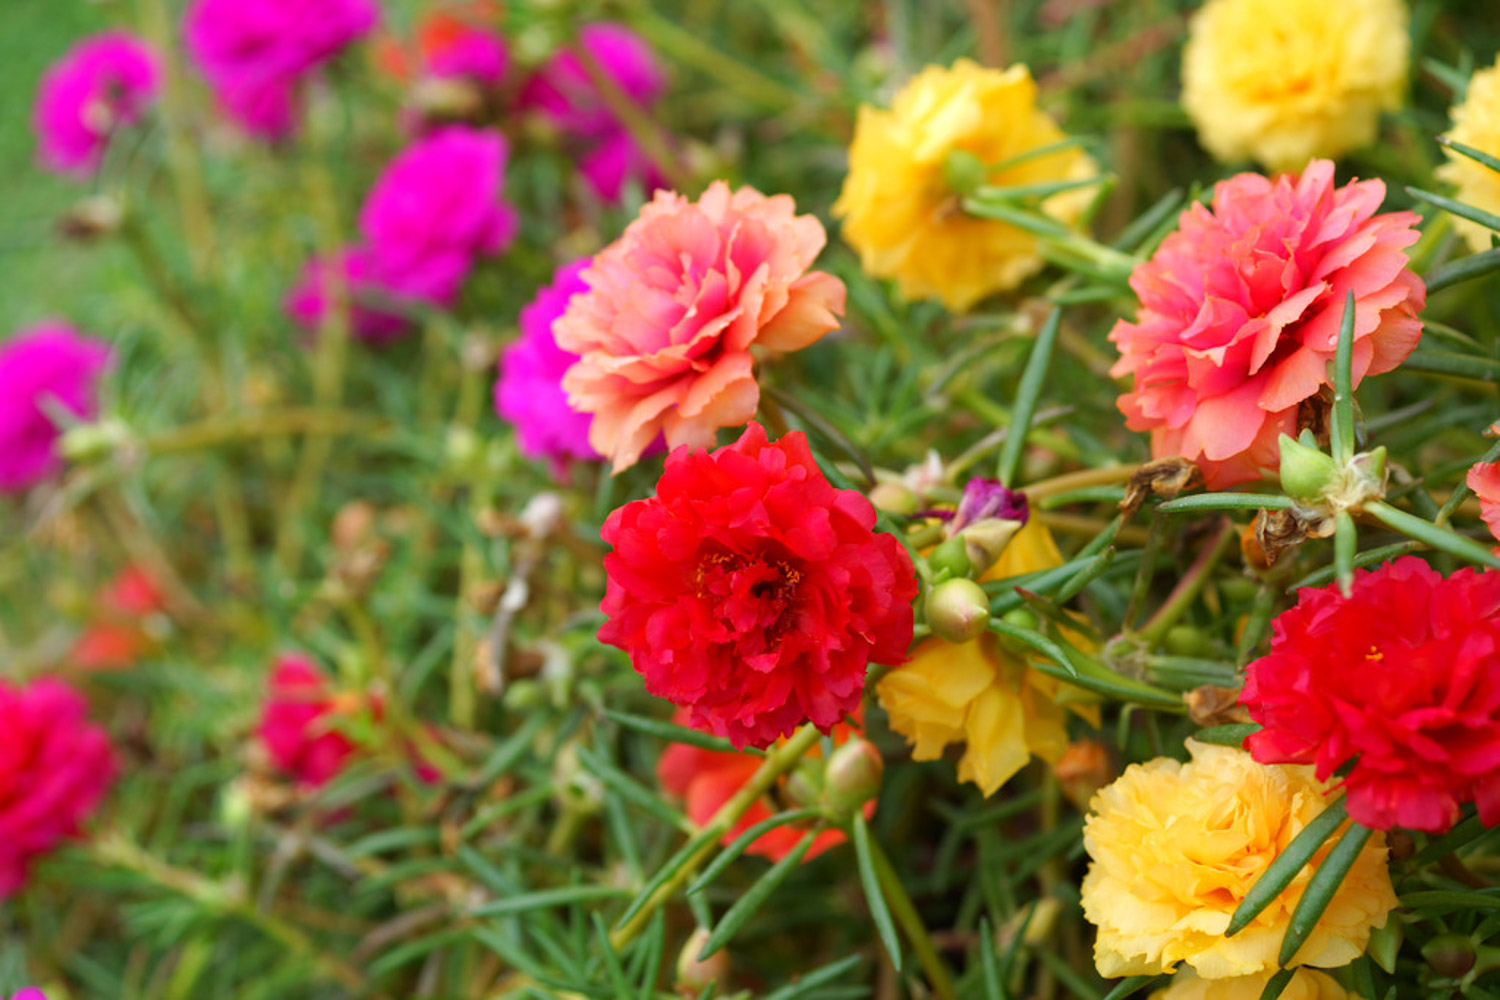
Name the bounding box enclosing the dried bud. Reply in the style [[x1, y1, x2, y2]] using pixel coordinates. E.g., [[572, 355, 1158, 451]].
[[675, 928, 728, 994], [1120, 457, 1203, 519], [821, 737, 883, 815], [57, 194, 124, 241], [925, 577, 991, 643], [1185, 685, 1252, 728]]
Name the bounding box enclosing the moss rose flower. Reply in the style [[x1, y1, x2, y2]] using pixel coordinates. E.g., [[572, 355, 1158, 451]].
[[0, 322, 111, 494], [1468, 459, 1500, 547], [1241, 556, 1500, 832], [599, 423, 917, 748], [1438, 55, 1500, 253], [33, 32, 160, 176], [1150, 969, 1362, 1000], [1109, 160, 1425, 489], [1082, 741, 1395, 980], [0, 678, 116, 899], [556, 182, 846, 473], [256, 655, 361, 789]]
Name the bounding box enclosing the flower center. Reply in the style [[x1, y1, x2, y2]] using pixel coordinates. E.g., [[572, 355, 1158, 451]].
[[695, 550, 803, 641]]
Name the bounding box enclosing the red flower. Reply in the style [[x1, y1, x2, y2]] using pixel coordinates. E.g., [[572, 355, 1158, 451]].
[[71, 565, 167, 670], [599, 423, 917, 748], [256, 655, 361, 788], [1241, 557, 1500, 832], [657, 709, 870, 862]]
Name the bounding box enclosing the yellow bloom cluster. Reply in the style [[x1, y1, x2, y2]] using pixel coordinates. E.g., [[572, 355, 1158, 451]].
[[833, 60, 1096, 313], [1082, 741, 1396, 980], [1151, 969, 1363, 1000], [1438, 56, 1500, 253], [1181, 0, 1409, 172], [876, 521, 1093, 796]]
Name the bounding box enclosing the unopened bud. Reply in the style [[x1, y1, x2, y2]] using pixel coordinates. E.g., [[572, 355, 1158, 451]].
[[927, 536, 971, 580], [410, 76, 485, 120], [783, 759, 824, 809], [960, 518, 1023, 577], [869, 480, 919, 516], [925, 577, 991, 643], [943, 148, 988, 197], [675, 928, 728, 994], [1278, 432, 1338, 503], [60, 418, 133, 463], [821, 737, 883, 815], [1423, 934, 1477, 978]]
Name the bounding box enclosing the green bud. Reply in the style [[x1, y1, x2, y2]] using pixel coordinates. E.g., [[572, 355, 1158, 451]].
[[783, 759, 824, 809], [1423, 934, 1477, 978], [1368, 916, 1402, 974], [676, 928, 728, 993], [925, 577, 991, 643], [1278, 433, 1339, 502], [868, 480, 920, 516], [821, 737, 884, 816], [960, 517, 1023, 577], [60, 418, 132, 463], [1163, 624, 1210, 657], [1001, 607, 1038, 631], [943, 149, 989, 198], [927, 536, 971, 581]]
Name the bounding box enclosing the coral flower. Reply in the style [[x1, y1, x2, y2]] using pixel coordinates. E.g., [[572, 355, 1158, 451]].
[[1438, 56, 1500, 253], [256, 656, 362, 788], [877, 521, 1093, 796], [33, 32, 160, 176], [359, 127, 518, 306], [0, 323, 111, 494], [833, 60, 1098, 312], [0, 678, 116, 900], [1082, 741, 1396, 980], [1109, 160, 1425, 489], [184, 0, 379, 139], [71, 566, 168, 671], [495, 258, 600, 466], [1151, 969, 1362, 1000], [599, 423, 917, 748], [1241, 556, 1500, 832], [1181, 0, 1409, 172], [556, 182, 846, 472], [1468, 460, 1500, 546]]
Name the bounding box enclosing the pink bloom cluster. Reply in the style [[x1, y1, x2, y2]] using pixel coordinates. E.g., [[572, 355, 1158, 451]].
[[0, 323, 111, 493], [184, 0, 379, 139], [522, 23, 667, 202], [256, 655, 359, 788], [0, 679, 116, 899], [33, 32, 160, 176], [1110, 160, 1425, 488]]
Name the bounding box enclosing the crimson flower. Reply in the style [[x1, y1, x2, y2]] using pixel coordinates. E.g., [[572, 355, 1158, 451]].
[[599, 423, 917, 748], [256, 655, 361, 788], [1241, 557, 1500, 832]]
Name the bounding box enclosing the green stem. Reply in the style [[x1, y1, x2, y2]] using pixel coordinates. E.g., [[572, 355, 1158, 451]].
[[865, 832, 959, 1000], [144, 409, 387, 455], [1365, 500, 1500, 570], [1135, 517, 1236, 645]]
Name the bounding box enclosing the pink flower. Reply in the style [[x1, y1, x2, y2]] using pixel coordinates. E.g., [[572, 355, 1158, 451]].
[[256, 655, 359, 788], [0, 323, 111, 494], [0, 678, 116, 900], [1109, 160, 1425, 489], [359, 127, 518, 306], [10, 990, 48, 1000], [1468, 460, 1500, 547], [33, 32, 160, 176], [184, 0, 379, 139], [556, 181, 847, 473], [495, 258, 600, 465], [284, 248, 421, 343]]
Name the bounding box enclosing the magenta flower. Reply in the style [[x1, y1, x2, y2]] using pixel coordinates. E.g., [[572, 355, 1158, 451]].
[[10, 990, 48, 1000], [424, 27, 509, 86], [495, 259, 600, 466], [256, 655, 358, 789], [0, 323, 111, 494], [359, 127, 518, 306], [521, 23, 668, 202], [285, 248, 419, 343], [33, 32, 160, 176], [184, 0, 379, 139], [0, 678, 116, 900]]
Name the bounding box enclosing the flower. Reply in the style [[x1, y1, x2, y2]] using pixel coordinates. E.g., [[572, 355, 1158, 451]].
[[381, 4, 508, 85], [877, 520, 1091, 795], [71, 565, 168, 670], [184, 0, 379, 139], [832, 60, 1097, 312], [1468, 460, 1500, 545], [256, 655, 361, 788], [33, 32, 160, 176], [1151, 969, 1362, 1000], [521, 22, 667, 202], [1240, 556, 1500, 832], [0, 323, 111, 494], [1438, 56, 1500, 253], [358, 126, 518, 306], [1081, 741, 1396, 979], [284, 248, 419, 343], [1180, 0, 1409, 172], [598, 423, 917, 749], [494, 258, 599, 466], [657, 709, 868, 861], [1109, 160, 1425, 489], [9, 990, 48, 1000], [556, 182, 846, 472], [0, 678, 116, 900]]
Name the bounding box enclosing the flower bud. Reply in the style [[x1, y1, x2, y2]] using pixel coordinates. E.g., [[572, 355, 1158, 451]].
[[960, 517, 1023, 577], [675, 928, 728, 994], [783, 759, 824, 810], [821, 736, 883, 815], [1278, 432, 1339, 502], [57, 194, 124, 241], [410, 76, 485, 121], [1423, 933, 1477, 978], [927, 536, 971, 580], [943, 148, 988, 197], [60, 418, 133, 464], [869, 480, 919, 515], [925, 578, 991, 643]]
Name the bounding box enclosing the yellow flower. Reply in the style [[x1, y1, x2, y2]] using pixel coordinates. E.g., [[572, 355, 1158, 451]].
[[1151, 969, 1363, 1000], [1082, 741, 1396, 980], [832, 60, 1097, 312], [1181, 0, 1409, 172], [1438, 57, 1500, 253], [875, 521, 1094, 796]]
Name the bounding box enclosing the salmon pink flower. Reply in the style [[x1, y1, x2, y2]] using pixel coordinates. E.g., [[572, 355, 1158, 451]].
[[33, 32, 160, 176], [1241, 556, 1500, 832], [0, 678, 116, 900], [599, 423, 917, 748], [1467, 460, 1500, 547], [256, 655, 361, 789], [1109, 160, 1424, 488], [0, 323, 111, 494], [556, 182, 846, 473]]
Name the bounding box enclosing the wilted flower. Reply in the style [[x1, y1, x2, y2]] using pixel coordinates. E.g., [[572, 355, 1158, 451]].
[[1438, 56, 1500, 253], [1151, 969, 1362, 1000], [1241, 556, 1500, 832], [1468, 460, 1500, 546], [833, 60, 1097, 312], [1110, 160, 1425, 489], [0, 322, 111, 494], [1082, 741, 1396, 979], [0, 678, 116, 899], [33, 32, 160, 176], [556, 182, 846, 472], [1181, 0, 1409, 172], [256, 655, 361, 789], [494, 258, 599, 466], [599, 423, 917, 748], [184, 0, 379, 138]]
